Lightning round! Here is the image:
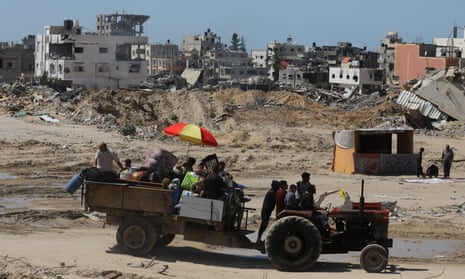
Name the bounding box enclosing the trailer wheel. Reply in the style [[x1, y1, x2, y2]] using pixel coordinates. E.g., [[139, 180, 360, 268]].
[[116, 217, 157, 256], [156, 233, 176, 247], [265, 216, 322, 271], [360, 243, 388, 272]]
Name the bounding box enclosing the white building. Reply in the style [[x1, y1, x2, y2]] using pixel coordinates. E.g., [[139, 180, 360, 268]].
[[35, 15, 149, 89], [432, 26, 464, 58], [329, 57, 384, 93], [251, 50, 266, 68]]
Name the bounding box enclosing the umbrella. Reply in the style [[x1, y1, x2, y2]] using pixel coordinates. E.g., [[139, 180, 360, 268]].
[[163, 122, 218, 147]]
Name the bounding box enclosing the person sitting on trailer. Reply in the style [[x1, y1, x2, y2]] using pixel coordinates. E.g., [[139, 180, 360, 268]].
[[204, 164, 228, 200]]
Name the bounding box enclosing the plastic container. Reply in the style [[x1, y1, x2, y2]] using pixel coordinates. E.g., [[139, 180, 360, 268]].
[[65, 170, 84, 194]]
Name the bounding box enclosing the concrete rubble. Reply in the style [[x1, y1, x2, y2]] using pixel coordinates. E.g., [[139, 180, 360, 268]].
[[1, 74, 464, 143]]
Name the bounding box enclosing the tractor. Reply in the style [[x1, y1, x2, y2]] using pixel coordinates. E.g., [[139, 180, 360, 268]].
[[264, 179, 392, 272]]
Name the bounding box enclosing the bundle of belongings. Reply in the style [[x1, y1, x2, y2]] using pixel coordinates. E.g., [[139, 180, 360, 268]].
[[129, 147, 178, 182]]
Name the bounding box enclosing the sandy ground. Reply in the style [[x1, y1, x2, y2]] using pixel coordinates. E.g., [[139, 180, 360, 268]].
[[1, 114, 465, 278]]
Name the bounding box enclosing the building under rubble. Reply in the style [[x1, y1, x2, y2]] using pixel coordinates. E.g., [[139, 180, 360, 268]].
[[34, 13, 149, 89]]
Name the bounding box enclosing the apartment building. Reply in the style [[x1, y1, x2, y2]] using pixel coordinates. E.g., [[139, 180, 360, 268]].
[[329, 57, 384, 93], [34, 14, 149, 89]]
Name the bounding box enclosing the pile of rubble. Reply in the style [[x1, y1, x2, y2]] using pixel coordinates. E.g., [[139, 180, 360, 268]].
[[1, 77, 461, 142]]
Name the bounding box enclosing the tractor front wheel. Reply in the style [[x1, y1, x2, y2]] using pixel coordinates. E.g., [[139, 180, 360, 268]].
[[360, 243, 388, 272]]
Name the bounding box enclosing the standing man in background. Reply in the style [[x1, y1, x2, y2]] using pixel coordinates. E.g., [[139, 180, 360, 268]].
[[94, 142, 123, 174], [416, 147, 425, 178], [441, 144, 454, 178]]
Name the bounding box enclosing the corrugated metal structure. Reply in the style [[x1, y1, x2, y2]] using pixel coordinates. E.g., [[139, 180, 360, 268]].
[[396, 68, 465, 122], [396, 90, 446, 120]]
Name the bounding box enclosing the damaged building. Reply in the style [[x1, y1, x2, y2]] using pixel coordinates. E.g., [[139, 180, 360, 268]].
[[146, 41, 184, 75], [180, 28, 268, 88], [378, 32, 403, 86], [34, 13, 149, 90], [0, 36, 35, 83], [328, 56, 384, 95]]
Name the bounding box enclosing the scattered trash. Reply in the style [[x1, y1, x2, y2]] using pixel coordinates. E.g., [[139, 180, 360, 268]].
[[39, 114, 59, 123]]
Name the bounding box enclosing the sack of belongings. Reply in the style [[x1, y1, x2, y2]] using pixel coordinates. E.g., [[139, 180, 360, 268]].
[[426, 164, 439, 178], [140, 147, 178, 182]]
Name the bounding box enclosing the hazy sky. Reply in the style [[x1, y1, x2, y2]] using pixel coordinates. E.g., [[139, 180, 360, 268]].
[[3, 0, 465, 51]]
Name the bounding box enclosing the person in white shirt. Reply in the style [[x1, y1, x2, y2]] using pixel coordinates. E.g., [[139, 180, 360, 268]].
[[94, 142, 123, 173]]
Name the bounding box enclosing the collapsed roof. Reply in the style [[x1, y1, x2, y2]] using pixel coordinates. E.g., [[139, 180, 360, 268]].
[[396, 67, 465, 128]]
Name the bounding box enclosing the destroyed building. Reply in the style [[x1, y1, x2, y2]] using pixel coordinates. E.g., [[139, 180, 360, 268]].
[[180, 28, 268, 88], [396, 67, 465, 129], [34, 13, 149, 90], [266, 37, 307, 81], [378, 32, 403, 86], [146, 41, 183, 75]]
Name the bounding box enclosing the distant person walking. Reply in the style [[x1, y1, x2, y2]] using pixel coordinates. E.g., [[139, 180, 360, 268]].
[[441, 145, 454, 178], [94, 142, 123, 173], [416, 147, 425, 178]]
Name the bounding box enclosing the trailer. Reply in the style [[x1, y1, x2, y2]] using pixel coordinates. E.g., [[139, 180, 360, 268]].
[[83, 179, 256, 256]]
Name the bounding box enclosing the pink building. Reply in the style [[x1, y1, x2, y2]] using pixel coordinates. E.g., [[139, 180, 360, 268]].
[[394, 44, 458, 87]]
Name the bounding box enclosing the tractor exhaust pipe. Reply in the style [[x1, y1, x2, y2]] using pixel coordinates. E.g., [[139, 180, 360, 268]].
[[359, 179, 365, 217]]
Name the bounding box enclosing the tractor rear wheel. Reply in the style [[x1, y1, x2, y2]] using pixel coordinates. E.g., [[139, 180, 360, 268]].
[[265, 216, 322, 271], [116, 217, 157, 256], [360, 243, 388, 272]]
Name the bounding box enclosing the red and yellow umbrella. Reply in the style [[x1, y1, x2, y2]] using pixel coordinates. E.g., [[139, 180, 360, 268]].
[[163, 122, 218, 147]]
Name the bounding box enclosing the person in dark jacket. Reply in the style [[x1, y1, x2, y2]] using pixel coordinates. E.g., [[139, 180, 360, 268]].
[[442, 144, 454, 178], [204, 163, 227, 200], [416, 147, 426, 178], [257, 180, 280, 243]]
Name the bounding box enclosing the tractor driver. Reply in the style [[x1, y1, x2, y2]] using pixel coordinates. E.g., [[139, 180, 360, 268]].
[[299, 188, 335, 238]]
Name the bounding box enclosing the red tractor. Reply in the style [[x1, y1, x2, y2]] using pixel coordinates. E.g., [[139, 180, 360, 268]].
[[264, 180, 392, 272]]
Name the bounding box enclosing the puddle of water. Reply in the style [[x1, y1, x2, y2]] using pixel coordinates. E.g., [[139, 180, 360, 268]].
[[0, 173, 17, 179], [0, 182, 73, 210], [391, 238, 463, 259], [0, 197, 32, 209], [215, 238, 464, 261]]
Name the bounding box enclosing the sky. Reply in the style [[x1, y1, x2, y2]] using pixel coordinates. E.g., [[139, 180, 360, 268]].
[[3, 0, 465, 51]]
